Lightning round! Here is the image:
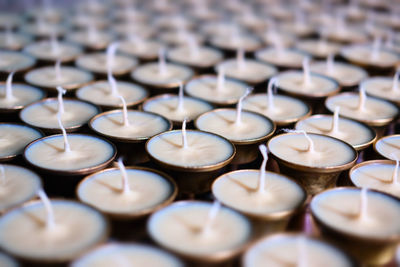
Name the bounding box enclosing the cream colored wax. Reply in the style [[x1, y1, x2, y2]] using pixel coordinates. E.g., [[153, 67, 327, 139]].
[[148, 201, 251, 256], [0, 51, 35, 73], [243, 234, 353, 267], [0, 200, 107, 261], [255, 48, 308, 69], [75, 53, 138, 75], [210, 34, 262, 52], [20, 99, 99, 130], [118, 39, 162, 60], [375, 135, 400, 160], [341, 45, 400, 68], [72, 243, 183, 267], [0, 32, 33, 50], [311, 188, 400, 239], [217, 60, 277, 84], [168, 46, 223, 68], [76, 81, 148, 108], [0, 123, 43, 159], [24, 41, 82, 62], [297, 40, 341, 58], [66, 30, 115, 50], [78, 168, 175, 215], [268, 133, 356, 168], [361, 77, 400, 105], [24, 134, 115, 172], [0, 165, 42, 213], [0, 84, 44, 109]]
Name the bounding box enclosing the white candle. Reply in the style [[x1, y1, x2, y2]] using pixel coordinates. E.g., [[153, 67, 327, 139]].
[[255, 48, 308, 69], [0, 51, 36, 73], [118, 38, 162, 61], [23, 40, 82, 62], [210, 32, 262, 52], [341, 44, 400, 68], [66, 30, 115, 50], [0, 31, 32, 51], [296, 39, 341, 59], [361, 71, 400, 105], [168, 45, 223, 69], [375, 135, 400, 160]]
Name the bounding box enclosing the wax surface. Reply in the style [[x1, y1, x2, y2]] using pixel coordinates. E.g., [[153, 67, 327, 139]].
[[132, 63, 193, 86], [20, 99, 99, 129], [297, 40, 341, 58], [311, 188, 400, 238], [0, 33, 32, 50], [143, 95, 213, 122], [76, 53, 138, 74], [147, 130, 234, 168], [0, 84, 44, 109], [244, 235, 352, 267], [168, 46, 222, 68], [351, 161, 400, 197], [341, 45, 400, 67], [91, 110, 170, 140], [0, 51, 35, 72], [0, 165, 41, 212], [72, 243, 183, 267], [185, 76, 248, 104], [25, 66, 93, 89], [242, 94, 309, 124], [76, 81, 148, 107], [118, 40, 161, 59], [295, 116, 374, 148], [375, 135, 400, 160], [25, 135, 114, 171], [210, 34, 261, 51], [268, 133, 356, 168], [66, 31, 114, 49], [213, 170, 305, 215], [196, 109, 274, 142], [218, 60, 277, 84], [0, 124, 42, 158], [24, 41, 82, 61], [148, 202, 251, 255], [78, 168, 174, 214], [362, 77, 400, 103], [255, 48, 306, 68], [0, 200, 107, 260]]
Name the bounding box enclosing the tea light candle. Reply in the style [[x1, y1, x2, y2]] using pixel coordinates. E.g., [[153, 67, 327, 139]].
[[361, 71, 400, 106], [167, 44, 223, 70], [261, 29, 296, 48], [0, 123, 43, 161], [0, 31, 33, 51], [255, 48, 309, 69], [118, 38, 162, 61], [210, 32, 262, 53], [375, 135, 400, 160], [77, 163, 177, 218], [147, 201, 251, 262], [0, 191, 108, 263], [296, 39, 342, 59], [72, 243, 183, 267], [0, 51, 36, 74], [243, 234, 354, 267], [0, 164, 42, 213], [65, 29, 115, 51], [19, 21, 67, 38], [113, 22, 156, 39], [23, 39, 83, 63], [159, 30, 205, 47]]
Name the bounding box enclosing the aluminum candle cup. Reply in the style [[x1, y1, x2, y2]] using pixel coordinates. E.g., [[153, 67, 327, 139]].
[[146, 130, 235, 194], [89, 110, 172, 164], [374, 134, 400, 160], [268, 133, 358, 195], [195, 109, 275, 165], [310, 187, 400, 265], [212, 170, 306, 236], [147, 201, 252, 264]]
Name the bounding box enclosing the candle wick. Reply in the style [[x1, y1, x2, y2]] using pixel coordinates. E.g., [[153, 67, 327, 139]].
[[326, 54, 335, 74], [302, 57, 311, 87], [217, 65, 225, 91], [187, 35, 199, 59], [0, 165, 5, 185], [117, 157, 131, 195], [55, 59, 62, 81], [357, 85, 367, 112], [235, 87, 252, 125], [5, 71, 15, 101], [202, 201, 221, 236], [297, 236, 308, 267], [50, 29, 60, 55], [391, 153, 399, 185], [56, 86, 66, 115], [359, 187, 368, 221], [181, 119, 188, 149], [330, 106, 340, 133], [129, 34, 144, 51], [158, 47, 168, 76], [236, 47, 246, 71], [267, 77, 277, 110], [57, 112, 71, 153], [177, 81, 184, 112], [87, 22, 98, 43], [257, 144, 268, 194], [37, 189, 56, 230], [371, 37, 382, 61], [4, 23, 13, 45], [107, 70, 119, 97], [117, 95, 130, 127], [392, 69, 400, 92], [107, 42, 119, 75]]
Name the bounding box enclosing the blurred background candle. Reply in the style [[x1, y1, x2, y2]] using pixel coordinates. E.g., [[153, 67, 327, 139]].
[[374, 134, 400, 160]]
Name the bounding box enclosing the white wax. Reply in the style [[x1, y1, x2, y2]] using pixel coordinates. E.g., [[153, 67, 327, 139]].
[[72, 243, 183, 267], [0, 51, 35, 73], [168, 46, 223, 68], [23, 41, 82, 62], [244, 234, 352, 267], [20, 23, 67, 37], [297, 40, 341, 58], [113, 23, 156, 39], [25, 134, 115, 172], [159, 31, 205, 46], [0, 200, 107, 261], [0, 251, 18, 267], [65, 30, 115, 50], [0, 84, 44, 109], [325, 93, 398, 124], [276, 71, 338, 96], [351, 161, 400, 197], [324, 27, 368, 43], [295, 115, 375, 149], [69, 14, 109, 29], [341, 45, 400, 68], [142, 94, 213, 122], [0, 32, 33, 50], [217, 60, 277, 84], [212, 170, 305, 216], [78, 168, 175, 214], [210, 34, 262, 51], [279, 22, 314, 37], [148, 201, 251, 256], [309, 61, 367, 87], [0, 165, 41, 212], [131, 63, 193, 87], [242, 94, 310, 125], [76, 81, 148, 108], [0, 14, 21, 28], [375, 135, 400, 160], [261, 32, 296, 48], [146, 130, 234, 168], [362, 77, 400, 104], [196, 109, 274, 142], [185, 76, 248, 105], [311, 188, 400, 239], [118, 40, 162, 60], [90, 110, 171, 140], [25, 66, 93, 90], [75, 53, 138, 75], [255, 48, 308, 68], [268, 133, 356, 168], [20, 99, 99, 129], [0, 123, 43, 158]]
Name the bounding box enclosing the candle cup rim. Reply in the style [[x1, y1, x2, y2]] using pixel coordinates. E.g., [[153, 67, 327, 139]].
[[268, 132, 358, 173], [295, 114, 377, 151], [310, 186, 400, 243], [194, 108, 276, 145], [0, 82, 46, 112], [340, 46, 400, 69], [76, 166, 178, 219], [167, 45, 224, 69], [374, 134, 400, 160], [145, 129, 236, 172], [212, 169, 308, 220], [19, 97, 101, 133], [23, 133, 117, 176], [254, 48, 311, 69], [325, 92, 399, 127]]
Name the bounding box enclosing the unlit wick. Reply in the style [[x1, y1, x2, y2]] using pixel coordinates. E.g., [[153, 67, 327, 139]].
[[187, 35, 199, 59], [4, 71, 15, 101], [235, 87, 252, 125], [50, 29, 60, 55], [158, 47, 167, 76], [55, 59, 62, 81], [117, 157, 131, 195], [56, 86, 66, 115], [236, 47, 246, 71], [392, 69, 400, 92], [106, 42, 119, 75], [257, 144, 268, 194], [302, 57, 311, 86], [217, 65, 225, 91], [359, 187, 368, 221], [201, 201, 221, 236], [371, 36, 382, 62], [330, 106, 340, 134], [177, 81, 184, 112], [284, 129, 315, 153], [392, 154, 399, 185], [107, 71, 119, 97], [57, 111, 71, 153], [37, 188, 56, 230], [357, 85, 367, 112], [326, 54, 335, 74], [117, 94, 130, 127], [181, 119, 188, 149], [267, 77, 277, 110]]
